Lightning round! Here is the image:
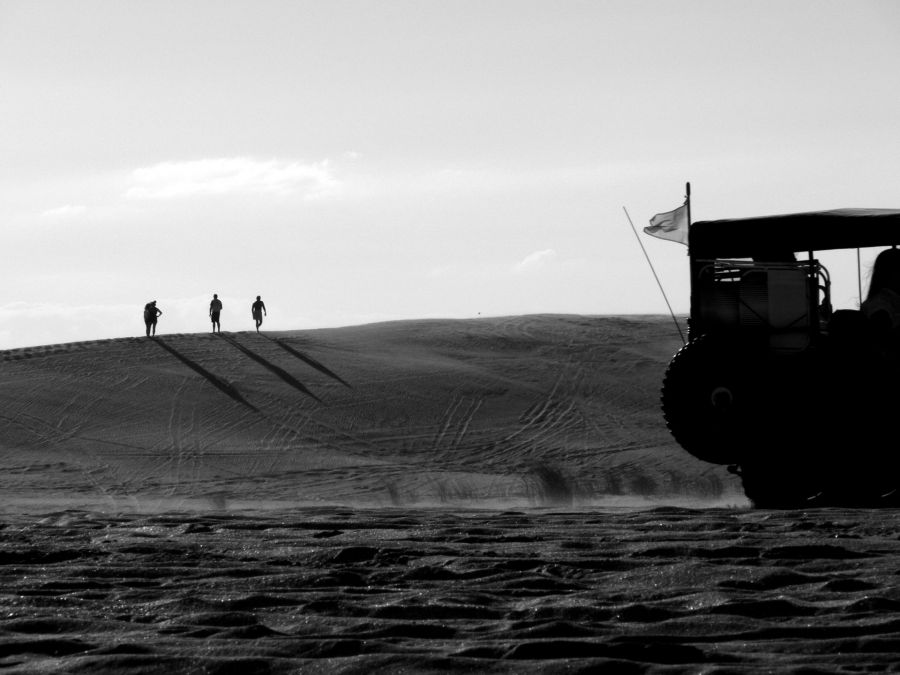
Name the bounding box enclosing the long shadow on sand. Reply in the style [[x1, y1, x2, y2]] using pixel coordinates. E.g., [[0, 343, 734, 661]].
[[264, 336, 352, 389], [152, 337, 260, 412], [218, 334, 322, 403]]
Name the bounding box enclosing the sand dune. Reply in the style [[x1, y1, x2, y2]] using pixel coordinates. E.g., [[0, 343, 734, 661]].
[[0, 314, 736, 511], [8, 316, 892, 673]]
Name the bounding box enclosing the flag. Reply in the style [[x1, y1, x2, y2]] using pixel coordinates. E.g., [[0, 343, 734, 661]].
[[644, 204, 689, 245]]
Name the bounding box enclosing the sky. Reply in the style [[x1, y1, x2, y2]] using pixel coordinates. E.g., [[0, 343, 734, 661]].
[[2, 0, 899, 349]]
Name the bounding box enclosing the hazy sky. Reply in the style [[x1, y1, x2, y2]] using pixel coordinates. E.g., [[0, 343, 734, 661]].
[[2, 0, 899, 348]]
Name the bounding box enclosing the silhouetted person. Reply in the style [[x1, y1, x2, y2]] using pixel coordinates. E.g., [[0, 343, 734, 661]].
[[857, 248, 900, 432], [143, 300, 162, 337], [251, 296, 266, 332], [209, 293, 223, 333], [862, 248, 900, 335]]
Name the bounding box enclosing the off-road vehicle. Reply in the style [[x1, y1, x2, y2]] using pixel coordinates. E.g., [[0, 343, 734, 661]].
[[661, 208, 900, 507]]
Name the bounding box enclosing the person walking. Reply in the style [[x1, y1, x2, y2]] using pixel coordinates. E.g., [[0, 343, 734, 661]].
[[251, 296, 266, 333], [209, 293, 223, 333], [143, 300, 162, 337]]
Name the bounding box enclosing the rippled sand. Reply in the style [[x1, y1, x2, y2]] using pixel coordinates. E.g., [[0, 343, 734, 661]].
[[3, 507, 900, 673]]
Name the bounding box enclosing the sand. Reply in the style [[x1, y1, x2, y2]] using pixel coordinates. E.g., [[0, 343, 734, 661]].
[[2, 315, 895, 673], [0, 314, 732, 510]]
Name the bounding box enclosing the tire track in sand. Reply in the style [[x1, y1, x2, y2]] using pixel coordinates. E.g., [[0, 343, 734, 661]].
[[431, 394, 465, 451], [430, 393, 485, 454], [450, 396, 484, 452], [473, 358, 585, 466]]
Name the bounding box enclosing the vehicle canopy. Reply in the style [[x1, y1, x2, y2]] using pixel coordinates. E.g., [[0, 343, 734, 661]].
[[689, 209, 900, 260]]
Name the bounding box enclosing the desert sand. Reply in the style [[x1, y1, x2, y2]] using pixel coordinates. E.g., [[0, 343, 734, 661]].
[[1, 315, 896, 673]]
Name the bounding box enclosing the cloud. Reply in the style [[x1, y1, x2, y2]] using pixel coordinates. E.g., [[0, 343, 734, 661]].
[[41, 204, 86, 218], [513, 249, 558, 273], [124, 157, 340, 200]]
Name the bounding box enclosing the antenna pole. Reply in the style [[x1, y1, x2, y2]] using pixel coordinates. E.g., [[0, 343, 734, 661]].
[[623, 206, 686, 344]]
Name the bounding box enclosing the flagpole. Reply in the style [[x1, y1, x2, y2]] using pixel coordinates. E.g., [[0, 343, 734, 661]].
[[685, 182, 691, 236], [857, 248, 862, 307], [623, 206, 686, 344]]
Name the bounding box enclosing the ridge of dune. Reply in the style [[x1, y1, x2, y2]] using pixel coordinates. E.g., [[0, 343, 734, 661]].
[[0, 314, 741, 512]]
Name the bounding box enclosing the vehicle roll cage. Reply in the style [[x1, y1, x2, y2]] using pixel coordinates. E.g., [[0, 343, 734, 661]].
[[691, 258, 828, 350], [686, 208, 900, 346]]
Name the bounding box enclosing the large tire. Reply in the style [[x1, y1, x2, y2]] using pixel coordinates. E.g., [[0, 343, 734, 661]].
[[664, 332, 900, 506], [661, 335, 763, 465]]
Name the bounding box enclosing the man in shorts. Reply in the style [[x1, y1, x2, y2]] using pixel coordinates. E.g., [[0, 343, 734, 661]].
[[251, 296, 266, 333], [209, 294, 223, 333]]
